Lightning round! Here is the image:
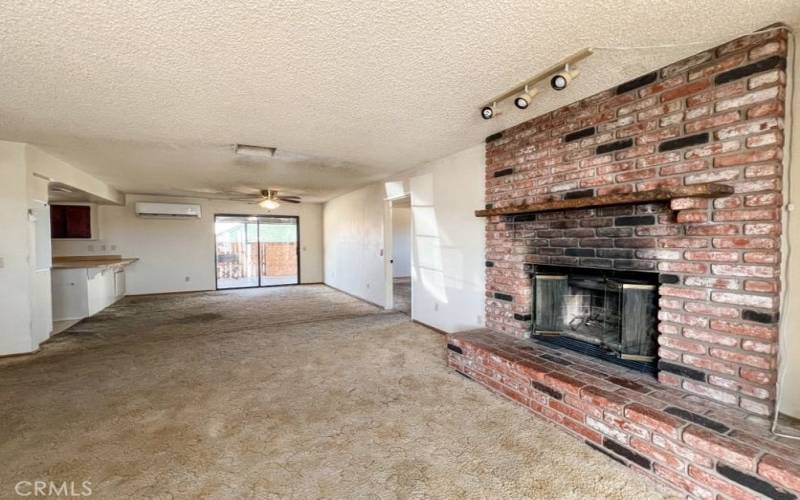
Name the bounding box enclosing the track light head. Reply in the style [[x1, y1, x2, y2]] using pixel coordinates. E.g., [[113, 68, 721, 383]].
[[550, 66, 580, 91], [514, 86, 539, 110], [481, 103, 496, 120]]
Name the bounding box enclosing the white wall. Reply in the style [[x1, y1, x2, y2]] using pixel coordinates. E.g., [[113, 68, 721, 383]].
[[778, 34, 799, 419], [53, 195, 324, 295], [0, 141, 35, 354], [391, 206, 411, 278], [323, 183, 387, 306], [323, 144, 485, 332], [403, 145, 486, 333]]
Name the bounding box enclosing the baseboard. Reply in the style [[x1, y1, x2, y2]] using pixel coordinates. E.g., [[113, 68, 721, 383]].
[[412, 319, 449, 335], [323, 283, 386, 309]]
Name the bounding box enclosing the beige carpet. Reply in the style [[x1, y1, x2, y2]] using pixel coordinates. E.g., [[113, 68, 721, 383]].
[[0, 285, 672, 499]]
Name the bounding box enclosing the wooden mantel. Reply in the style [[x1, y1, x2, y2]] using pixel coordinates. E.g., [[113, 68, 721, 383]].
[[474, 183, 734, 218]]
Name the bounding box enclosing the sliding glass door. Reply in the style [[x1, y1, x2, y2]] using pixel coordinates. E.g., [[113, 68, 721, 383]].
[[215, 215, 299, 289]]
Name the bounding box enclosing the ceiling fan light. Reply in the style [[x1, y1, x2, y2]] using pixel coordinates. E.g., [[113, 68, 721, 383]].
[[259, 198, 280, 210]]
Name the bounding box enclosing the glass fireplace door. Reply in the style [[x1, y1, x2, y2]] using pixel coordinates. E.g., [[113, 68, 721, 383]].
[[532, 268, 658, 362]]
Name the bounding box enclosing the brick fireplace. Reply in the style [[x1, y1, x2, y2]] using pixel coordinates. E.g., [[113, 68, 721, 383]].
[[447, 28, 800, 497]]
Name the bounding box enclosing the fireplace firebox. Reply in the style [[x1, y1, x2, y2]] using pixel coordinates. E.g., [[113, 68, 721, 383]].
[[531, 265, 659, 373]]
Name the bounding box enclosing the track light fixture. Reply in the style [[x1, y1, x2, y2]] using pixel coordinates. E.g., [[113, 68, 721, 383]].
[[513, 85, 539, 109], [550, 64, 580, 91], [481, 102, 496, 120], [479, 48, 592, 119]]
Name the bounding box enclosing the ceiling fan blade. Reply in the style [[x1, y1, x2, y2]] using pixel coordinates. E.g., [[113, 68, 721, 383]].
[[278, 197, 301, 203]]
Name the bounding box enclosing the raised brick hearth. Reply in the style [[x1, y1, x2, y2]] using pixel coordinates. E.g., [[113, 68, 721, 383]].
[[447, 330, 800, 498], [483, 29, 789, 417]]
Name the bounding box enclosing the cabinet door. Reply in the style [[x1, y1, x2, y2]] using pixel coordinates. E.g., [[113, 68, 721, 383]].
[[114, 269, 126, 297]]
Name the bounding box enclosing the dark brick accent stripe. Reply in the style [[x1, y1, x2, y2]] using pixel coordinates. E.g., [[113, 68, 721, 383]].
[[586, 441, 627, 466], [658, 361, 706, 381], [485, 203, 493, 209], [485, 261, 495, 267], [716, 464, 797, 500], [715, 56, 786, 85], [616, 72, 658, 94], [658, 132, 709, 152], [564, 188, 594, 199], [659, 274, 680, 284], [531, 380, 562, 400], [446, 343, 463, 354], [493, 168, 513, 178], [664, 407, 730, 434], [494, 292, 513, 302], [603, 438, 652, 469], [616, 215, 655, 226], [514, 313, 532, 321], [596, 138, 633, 154], [565, 248, 595, 257], [743, 309, 779, 324], [564, 126, 596, 143], [485, 132, 503, 143]]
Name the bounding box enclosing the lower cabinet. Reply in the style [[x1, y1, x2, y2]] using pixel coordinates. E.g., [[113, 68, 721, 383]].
[[52, 267, 127, 321]]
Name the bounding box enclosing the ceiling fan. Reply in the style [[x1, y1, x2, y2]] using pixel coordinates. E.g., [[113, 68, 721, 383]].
[[234, 189, 301, 210]]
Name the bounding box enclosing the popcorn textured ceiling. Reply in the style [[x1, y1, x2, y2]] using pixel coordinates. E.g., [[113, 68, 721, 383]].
[[0, 1, 797, 201]]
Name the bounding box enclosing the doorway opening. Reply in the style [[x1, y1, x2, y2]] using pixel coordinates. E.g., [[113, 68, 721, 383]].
[[390, 196, 411, 314], [214, 215, 299, 289]]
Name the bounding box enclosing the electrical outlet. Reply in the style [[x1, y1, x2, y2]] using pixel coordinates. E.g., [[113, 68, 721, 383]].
[[434, 303, 439, 312], [110, 245, 117, 251], [185, 276, 191, 282], [100, 245, 107, 251], [87, 245, 94, 252], [366, 283, 370, 289]]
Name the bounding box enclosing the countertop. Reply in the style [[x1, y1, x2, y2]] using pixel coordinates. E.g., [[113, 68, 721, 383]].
[[51, 255, 139, 270]]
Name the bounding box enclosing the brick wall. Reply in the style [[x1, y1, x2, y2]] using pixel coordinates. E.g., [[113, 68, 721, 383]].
[[484, 30, 788, 416]]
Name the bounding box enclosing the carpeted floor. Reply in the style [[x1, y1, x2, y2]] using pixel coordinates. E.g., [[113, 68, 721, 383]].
[[0, 285, 671, 499]]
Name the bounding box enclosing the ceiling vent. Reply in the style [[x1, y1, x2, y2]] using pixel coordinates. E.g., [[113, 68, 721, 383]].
[[234, 144, 276, 158]]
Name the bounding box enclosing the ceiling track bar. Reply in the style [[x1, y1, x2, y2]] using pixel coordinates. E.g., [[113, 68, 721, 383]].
[[483, 48, 594, 106]]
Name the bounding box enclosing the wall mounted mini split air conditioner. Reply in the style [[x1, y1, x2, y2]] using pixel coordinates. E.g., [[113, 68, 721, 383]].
[[134, 202, 202, 219]]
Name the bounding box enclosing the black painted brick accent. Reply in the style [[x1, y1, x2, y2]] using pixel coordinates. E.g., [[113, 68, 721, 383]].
[[616, 72, 658, 94], [565, 248, 595, 257], [602, 438, 652, 470], [586, 441, 627, 466], [494, 168, 513, 178], [597, 249, 634, 259], [616, 215, 656, 226], [485, 261, 495, 267], [446, 343, 463, 354], [664, 407, 730, 434], [485, 131, 504, 143], [743, 309, 780, 324], [512, 214, 537, 222], [531, 380, 563, 400], [540, 353, 571, 365], [564, 126, 596, 143], [658, 360, 706, 381], [658, 133, 709, 152], [564, 188, 595, 200], [716, 464, 797, 500], [596, 138, 634, 154], [715, 56, 787, 85], [659, 274, 680, 284], [494, 292, 513, 302], [514, 313, 532, 321], [485, 203, 493, 209]]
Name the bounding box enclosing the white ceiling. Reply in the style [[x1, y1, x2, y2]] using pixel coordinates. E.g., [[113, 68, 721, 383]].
[[1, 1, 798, 202]]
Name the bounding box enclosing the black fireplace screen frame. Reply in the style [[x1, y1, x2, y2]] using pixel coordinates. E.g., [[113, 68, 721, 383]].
[[530, 265, 660, 375]]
